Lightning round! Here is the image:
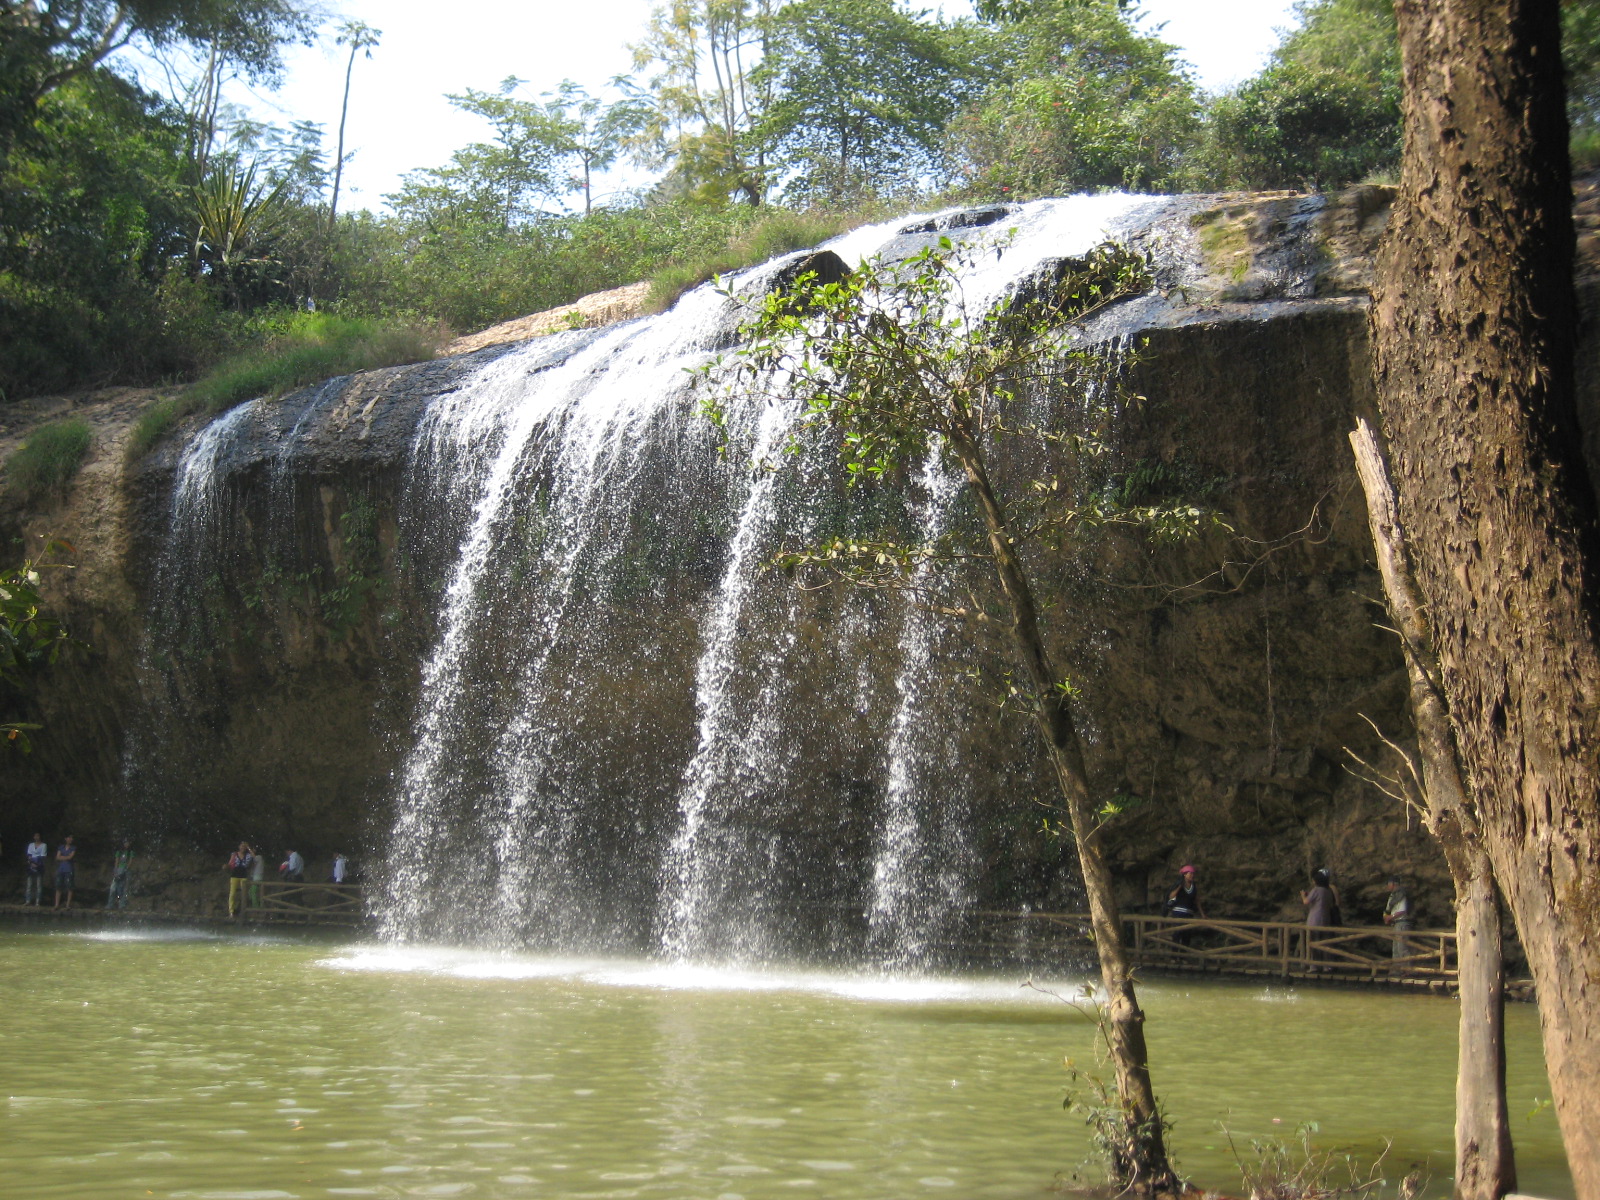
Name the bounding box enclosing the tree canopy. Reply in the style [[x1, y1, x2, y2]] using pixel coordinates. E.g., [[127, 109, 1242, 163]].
[[946, 0, 1198, 195], [759, 0, 992, 204], [9, 0, 1600, 402], [0, 1, 315, 147]]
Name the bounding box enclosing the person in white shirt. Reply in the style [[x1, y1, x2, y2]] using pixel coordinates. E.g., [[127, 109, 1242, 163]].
[[331, 853, 348, 884], [24, 834, 46, 906]]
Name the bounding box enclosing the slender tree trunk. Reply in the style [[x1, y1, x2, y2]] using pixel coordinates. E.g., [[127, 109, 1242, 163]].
[[945, 423, 1175, 1193], [1349, 419, 1516, 1200], [1371, 4, 1600, 1195], [1453, 864, 1514, 1200], [329, 41, 358, 234]]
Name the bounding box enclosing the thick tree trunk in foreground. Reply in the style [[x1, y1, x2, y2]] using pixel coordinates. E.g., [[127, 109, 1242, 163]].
[[1350, 419, 1516, 1200], [1371, 4, 1600, 1195], [947, 426, 1176, 1193]]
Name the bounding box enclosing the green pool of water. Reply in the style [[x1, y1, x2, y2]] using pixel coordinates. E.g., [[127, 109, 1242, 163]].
[[0, 925, 1572, 1200]]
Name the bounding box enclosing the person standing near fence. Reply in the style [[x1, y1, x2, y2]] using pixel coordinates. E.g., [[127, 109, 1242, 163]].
[[1301, 868, 1339, 966], [24, 833, 46, 905], [1382, 875, 1414, 963], [280, 848, 304, 883], [331, 853, 348, 885], [249, 848, 265, 908], [1163, 865, 1205, 947], [226, 843, 254, 918], [105, 840, 133, 910], [53, 835, 76, 909], [1164, 865, 1204, 918]]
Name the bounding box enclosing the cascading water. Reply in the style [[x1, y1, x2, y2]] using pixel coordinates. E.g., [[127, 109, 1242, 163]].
[[378, 192, 1169, 960], [116, 400, 262, 837], [123, 191, 1173, 964], [381, 284, 744, 947], [659, 390, 806, 961], [867, 456, 976, 968]]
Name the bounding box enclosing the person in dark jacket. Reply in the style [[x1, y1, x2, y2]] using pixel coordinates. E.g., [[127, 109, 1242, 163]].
[[1164, 864, 1205, 947], [1165, 865, 1204, 917]]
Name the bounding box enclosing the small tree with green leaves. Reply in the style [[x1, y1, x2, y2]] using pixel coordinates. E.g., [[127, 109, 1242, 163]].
[[704, 239, 1206, 1192], [1, 539, 78, 752], [188, 156, 292, 309], [543, 80, 637, 215]]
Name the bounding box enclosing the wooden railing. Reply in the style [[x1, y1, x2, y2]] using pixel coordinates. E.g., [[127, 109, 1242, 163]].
[[243, 881, 365, 925], [979, 911, 1458, 986]]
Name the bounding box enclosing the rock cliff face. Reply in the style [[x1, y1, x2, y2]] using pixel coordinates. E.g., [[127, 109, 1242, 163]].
[[1, 188, 1586, 939]]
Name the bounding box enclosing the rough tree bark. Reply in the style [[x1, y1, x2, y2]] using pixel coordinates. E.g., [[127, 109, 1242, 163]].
[[1350, 418, 1516, 1200], [1370, 3, 1600, 1195], [945, 423, 1177, 1193]]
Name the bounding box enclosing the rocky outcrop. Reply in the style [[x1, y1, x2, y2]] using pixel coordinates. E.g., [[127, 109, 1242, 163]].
[[443, 281, 653, 356], [1, 186, 1585, 937]]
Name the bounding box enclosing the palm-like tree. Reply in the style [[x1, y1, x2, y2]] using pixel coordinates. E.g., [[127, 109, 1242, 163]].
[[191, 159, 291, 308], [329, 20, 381, 231]]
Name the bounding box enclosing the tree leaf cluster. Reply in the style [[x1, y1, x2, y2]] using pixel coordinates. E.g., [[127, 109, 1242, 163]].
[[0, 538, 80, 752], [700, 235, 1221, 598]]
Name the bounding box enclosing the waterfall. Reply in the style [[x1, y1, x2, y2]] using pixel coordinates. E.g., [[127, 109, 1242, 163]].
[[379, 193, 1168, 958], [381, 284, 741, 947], [868, 455, 974, 969], [117, 399, 260, 839], [124, 192, 1172, 961]]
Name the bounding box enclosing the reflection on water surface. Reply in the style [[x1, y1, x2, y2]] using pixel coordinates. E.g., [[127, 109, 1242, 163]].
[[0, 926, 1572, 1200]]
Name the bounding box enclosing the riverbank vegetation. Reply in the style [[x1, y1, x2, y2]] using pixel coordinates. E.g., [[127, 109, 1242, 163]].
[[8, 0, 1600, 407], [0, 538, 78, 752]]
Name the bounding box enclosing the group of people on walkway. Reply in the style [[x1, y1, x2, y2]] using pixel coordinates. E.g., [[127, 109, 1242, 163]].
[[225, 842, 350, 918], [1161, 864, 1418, 960], [14, 835, 350, 915], [19, 833, 133, 910]]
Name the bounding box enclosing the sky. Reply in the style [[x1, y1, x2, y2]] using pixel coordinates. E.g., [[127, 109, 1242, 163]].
[[144, 0, 1303, 214]]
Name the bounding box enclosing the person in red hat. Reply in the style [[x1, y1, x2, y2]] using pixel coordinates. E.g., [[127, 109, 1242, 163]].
[[1163, 864, 1205, 948]]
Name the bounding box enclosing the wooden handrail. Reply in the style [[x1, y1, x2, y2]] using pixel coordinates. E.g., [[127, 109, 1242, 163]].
[[242, 881, 365, 923], [974, 910, 1459, 985]]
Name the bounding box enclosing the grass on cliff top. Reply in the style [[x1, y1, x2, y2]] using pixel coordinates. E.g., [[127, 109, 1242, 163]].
[[6, 416, 92, 503], [189, 312, 444, 410], [128, 312, 445, 458], [644, 208, 871, 314]]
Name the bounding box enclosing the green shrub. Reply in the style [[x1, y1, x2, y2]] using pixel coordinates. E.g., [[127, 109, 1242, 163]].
[[643, 208, 867, 313], [1188, 62, 1400, 191], [187, 312, 445, 413], [127, 393, 202, 460], [6, 418, 93, 503]]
